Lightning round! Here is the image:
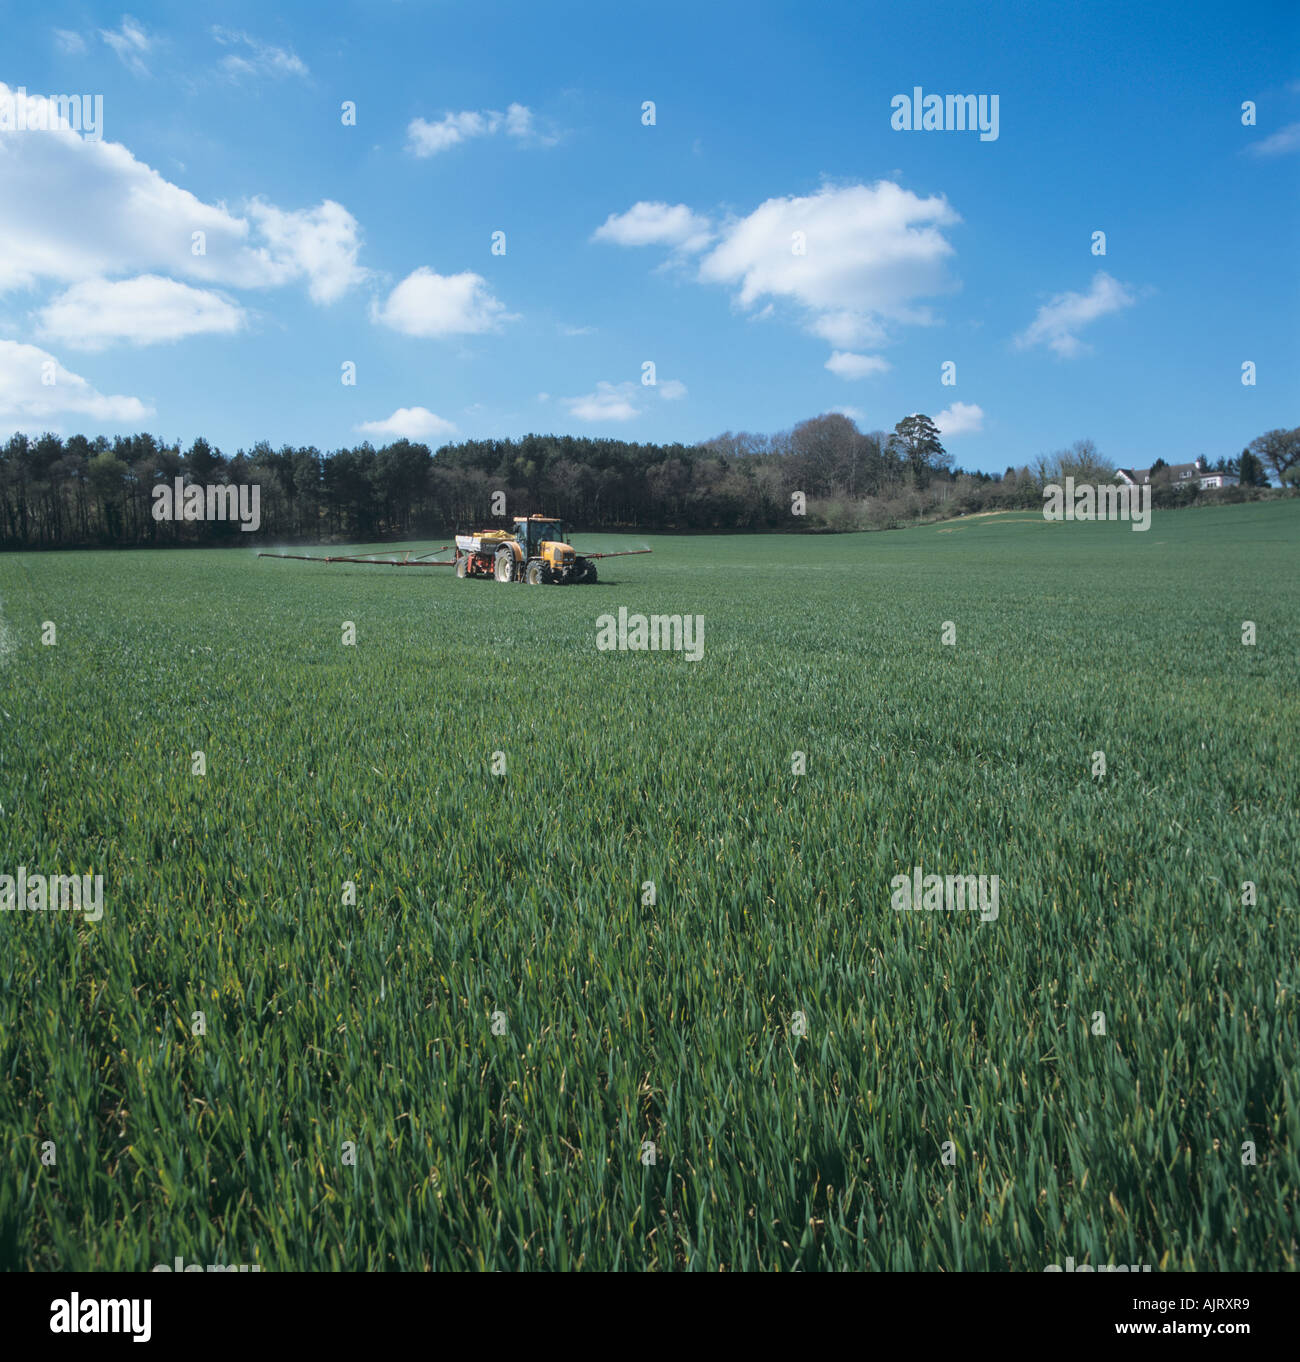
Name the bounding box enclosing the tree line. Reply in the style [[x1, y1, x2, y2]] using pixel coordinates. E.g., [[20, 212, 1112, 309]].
[[1, 415, 1294, 549]]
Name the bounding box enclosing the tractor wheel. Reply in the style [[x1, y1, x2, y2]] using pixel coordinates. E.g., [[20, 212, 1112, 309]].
[[494, 547, 516, 583], [455, 557, 468, 579], [524, 559, 545, 585], [578, 559, 598, 584]]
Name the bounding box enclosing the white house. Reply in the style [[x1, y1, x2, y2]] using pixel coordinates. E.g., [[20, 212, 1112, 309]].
[[1116, 458, 1238, 490]]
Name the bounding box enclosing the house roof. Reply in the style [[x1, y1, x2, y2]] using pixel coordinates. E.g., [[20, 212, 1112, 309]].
[[1115, 460, 1204, 484]]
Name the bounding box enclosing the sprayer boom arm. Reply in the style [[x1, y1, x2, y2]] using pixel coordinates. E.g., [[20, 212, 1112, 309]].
[[258, 547, 454, 566]]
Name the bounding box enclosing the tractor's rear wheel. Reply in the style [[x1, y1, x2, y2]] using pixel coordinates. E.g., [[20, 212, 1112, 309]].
[[455, 556, 468, 579], [494, 547, 516, 583], [524, 559, 545, 585]]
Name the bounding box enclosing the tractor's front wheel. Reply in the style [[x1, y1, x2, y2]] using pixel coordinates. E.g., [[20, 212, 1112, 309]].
[[524, 559, 545, 585], [494, 547, 516, 583], [577, 559, 598, 584]]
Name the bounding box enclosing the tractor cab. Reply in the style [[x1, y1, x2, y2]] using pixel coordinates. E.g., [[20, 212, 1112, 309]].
[[514, 517, 566, 556], [511, 515, 584, 582]]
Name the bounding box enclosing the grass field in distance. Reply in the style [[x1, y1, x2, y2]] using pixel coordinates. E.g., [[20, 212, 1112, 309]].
[[1, 501, 1296, 1270]]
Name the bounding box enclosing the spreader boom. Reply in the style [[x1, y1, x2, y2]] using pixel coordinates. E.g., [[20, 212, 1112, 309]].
[[258, 548, 454, 567]]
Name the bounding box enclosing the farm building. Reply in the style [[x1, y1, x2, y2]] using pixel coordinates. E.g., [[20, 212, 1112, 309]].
[[1116, 458, 1239, 490]]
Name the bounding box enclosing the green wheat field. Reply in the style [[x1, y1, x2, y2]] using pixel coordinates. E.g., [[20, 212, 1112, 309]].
[[1, 501, 1297, 1270]]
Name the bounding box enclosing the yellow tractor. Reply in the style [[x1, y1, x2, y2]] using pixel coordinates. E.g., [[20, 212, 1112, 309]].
[[258, 514, 649, 582], [454, 515, 647, 584]]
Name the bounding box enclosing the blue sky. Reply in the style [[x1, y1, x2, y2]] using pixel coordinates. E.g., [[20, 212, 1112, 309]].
[[1, 0, 1296, 473]]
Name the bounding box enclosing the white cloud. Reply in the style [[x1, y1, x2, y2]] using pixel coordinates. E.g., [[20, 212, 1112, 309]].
[[0, 85, 370, 309], [697, 182, 960, 343], [0, 339, 151, 425], [407, 111, 493, 156], [933, 401, 985, 436], [356, 407, 457, 441], [592, 201, 714, 253], [504, 103, 539, 139], [1015, 271, 1136, 357], [1246, 121, 1300, 157], [566, 381, 640, 422], [406, 103, 555, 157], [0, 87, 367, 305], [830, 405, 866, 423], [558, 323, 595, 336], [808, 312, 891, 349], [245, 199, 367, 303], [36, 276, 245, 349], [54, 29, 87, 55], [563, 376, 684, 421], [211, 27, 309, 81], [825, 350, 890, 379], [99, 16, 152, 75], [371, 267, 514, 338]]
